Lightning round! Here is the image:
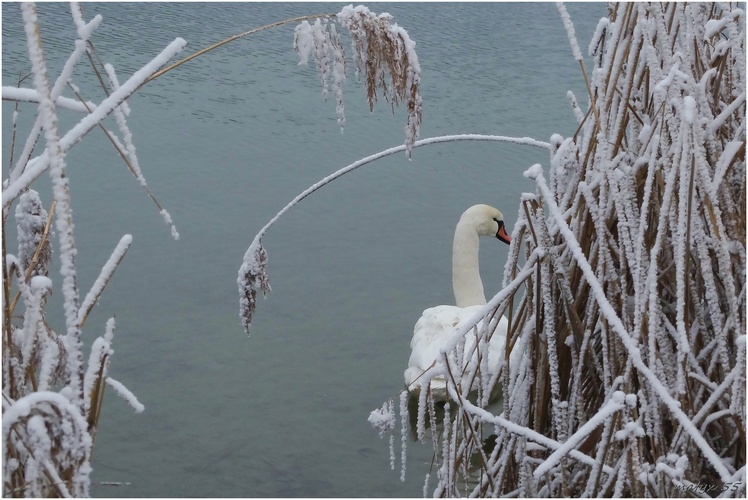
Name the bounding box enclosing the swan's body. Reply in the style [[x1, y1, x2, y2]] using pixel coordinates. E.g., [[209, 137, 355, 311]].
[[404, 204, 517, 399]]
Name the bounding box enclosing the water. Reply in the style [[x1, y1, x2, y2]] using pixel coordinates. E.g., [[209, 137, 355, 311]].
[[2, 2, 604, 497]]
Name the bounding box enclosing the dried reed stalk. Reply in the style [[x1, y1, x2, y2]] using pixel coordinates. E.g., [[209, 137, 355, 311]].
[[143, 13, 336, 85]]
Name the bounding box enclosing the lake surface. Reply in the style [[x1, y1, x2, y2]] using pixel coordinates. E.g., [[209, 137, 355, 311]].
[[2, 2, 604, 497]]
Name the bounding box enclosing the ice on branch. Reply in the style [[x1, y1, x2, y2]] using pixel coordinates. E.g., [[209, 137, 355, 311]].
[[1, 87, 93, 113], [160, 209, 180, 240], [2, 36, 187, 210], [3, 392, 92, 497], [294, 5, 422, 157]]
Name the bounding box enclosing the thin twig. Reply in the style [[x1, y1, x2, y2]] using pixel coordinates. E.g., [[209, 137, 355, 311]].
[[143, 14, 336, 86]]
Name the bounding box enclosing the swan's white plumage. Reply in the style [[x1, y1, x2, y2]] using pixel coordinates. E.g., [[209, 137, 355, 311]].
[[404, 306, 512, 396], [404, 204, 517, 399]]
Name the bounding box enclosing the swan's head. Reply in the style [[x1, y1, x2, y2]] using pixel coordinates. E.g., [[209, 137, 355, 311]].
[[461, 204, 512, 245]]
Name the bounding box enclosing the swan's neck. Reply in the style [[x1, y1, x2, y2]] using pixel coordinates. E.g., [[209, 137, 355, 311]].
[[452, 222, 486, 307]]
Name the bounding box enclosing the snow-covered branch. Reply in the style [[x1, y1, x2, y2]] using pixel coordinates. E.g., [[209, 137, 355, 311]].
[[238, 133, 550, 335], [78, 235, 133, 327], [2, 37, 187, 210], [2, 87, 93, 113]]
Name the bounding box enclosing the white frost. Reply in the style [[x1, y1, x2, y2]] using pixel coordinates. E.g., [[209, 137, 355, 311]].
[[106, 377, 145, 413], [78, 234, 133, 324], [557, 3, 583, 61], [368, 399, 396, 437]]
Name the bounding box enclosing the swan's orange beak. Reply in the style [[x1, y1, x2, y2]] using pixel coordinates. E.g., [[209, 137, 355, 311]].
[[496, 223, 512, 245]]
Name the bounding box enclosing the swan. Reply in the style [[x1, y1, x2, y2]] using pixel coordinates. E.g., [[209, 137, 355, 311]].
[[404, 204, 518, 400]]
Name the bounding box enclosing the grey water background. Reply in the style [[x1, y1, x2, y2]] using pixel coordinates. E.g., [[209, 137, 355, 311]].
[[2, 2, 604, 497]]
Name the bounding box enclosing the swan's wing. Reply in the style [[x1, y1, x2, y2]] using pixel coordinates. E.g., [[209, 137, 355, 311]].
[[405, 305, 484, 387]]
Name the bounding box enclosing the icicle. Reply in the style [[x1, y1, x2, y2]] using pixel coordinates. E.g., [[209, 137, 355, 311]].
[[416, 384, 428, 442], [399, 390, 408, 482], [311, 19, 330, 100], [293, 20, 314, 66], [329, 23, 346, 130], [422, 472, 430, 497], [439, 402, 452, 494], [388, 434, 395, 471]]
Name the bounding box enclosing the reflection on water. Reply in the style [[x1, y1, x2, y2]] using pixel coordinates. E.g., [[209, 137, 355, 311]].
[[2, 2, 605, 497]]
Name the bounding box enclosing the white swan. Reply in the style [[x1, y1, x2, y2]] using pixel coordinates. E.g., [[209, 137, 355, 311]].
[[404, 204, 518, 400]]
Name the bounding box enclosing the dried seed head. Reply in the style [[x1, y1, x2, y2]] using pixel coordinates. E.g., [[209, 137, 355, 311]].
[[294, 6, 422, 157], [237, 241, 271, 336], [337, 5, 422, 156]]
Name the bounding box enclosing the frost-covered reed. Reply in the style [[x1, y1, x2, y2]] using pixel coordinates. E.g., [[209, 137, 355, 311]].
[[392, 3, 745, 497], [3, 3, 181, 496]]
